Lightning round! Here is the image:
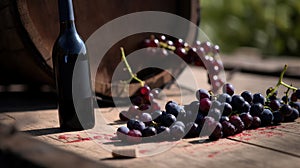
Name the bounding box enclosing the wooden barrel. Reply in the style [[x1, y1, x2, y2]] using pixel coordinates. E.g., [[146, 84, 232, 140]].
[[0, 0, 200, 98]]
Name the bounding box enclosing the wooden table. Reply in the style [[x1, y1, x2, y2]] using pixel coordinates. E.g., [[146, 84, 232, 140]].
[[1, 57, 300, 168]]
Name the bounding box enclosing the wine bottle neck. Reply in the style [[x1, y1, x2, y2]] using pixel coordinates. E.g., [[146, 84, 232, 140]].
[[58, 0, 75, 22]]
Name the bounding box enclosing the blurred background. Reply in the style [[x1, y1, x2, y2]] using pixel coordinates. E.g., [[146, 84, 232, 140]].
[[200, 0, 300, 57]]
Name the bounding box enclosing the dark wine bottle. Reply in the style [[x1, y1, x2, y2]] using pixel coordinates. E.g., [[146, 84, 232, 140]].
[[52, 0, 95, 131]]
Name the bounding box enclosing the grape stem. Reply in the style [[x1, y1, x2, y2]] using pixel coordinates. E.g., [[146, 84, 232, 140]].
[[266, 64, 297, 99], [120, 47, 145, 86]]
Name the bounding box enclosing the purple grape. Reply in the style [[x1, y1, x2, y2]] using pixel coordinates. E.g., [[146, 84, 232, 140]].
[[165, 101, 181, 117], [221, 121, 235, 137], [231, 95, 245, 112], [290, 92, 298, 102], [251, 116, 261, 129], [260, 109, 274, 126], [242, 101, 251, 113], [195, 113, 205, 125], [284, 108, 299, 122], [223, 83, 235, 96], [142, 126, 157, 137], [220, 116, 230, 123], [209, 122, 223, 141], [119, 110, 130, 121], [266, 87, 278, 100], [131, 96, 144, 106], [250, 103, 264, 116], [161, 114, 177, 127], [219, 102, 232, 116], [185, 122, 199, 138], [199, 98, 212, 115], [229, 115, 244, 134], [117, 126, 129, 140], [281, 96, 290, 103], [280, 104, 293, 117], [241, 91, 253, 104], [253, 93, 265, 105], [127, 119, 145, 131], [272, 111, 283, 124], [196, 89, 210, 100], [269, 99, 281, 111], [239, 112, 253, 129]]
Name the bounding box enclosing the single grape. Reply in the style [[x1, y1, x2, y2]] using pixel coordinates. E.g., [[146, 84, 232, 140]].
[[161, 114, 177, 127], [185, 122, 199, 138], [284, 108, 299, 122], [253, 93, 265, 105], [241, 91, 253, 104], [170, 125, 185, 140], [209, 122, 223, 141], [280, 104, 293, 117], [152, 110, 163, 123], [221, 121, 235, 137], [251, 116, 261, 129], [242, 101, 251, 113], [250, 103, 264, 116], [127, 130, 142, 143], [269, 99, 281, 111], [239, 112, 253, 129], [290, 92, 298, 102], [196, 89, 210, 100], [139, 85, 151, 96], [260, 109, 274, 126], [142, 126, 157, 137], [119, 110, 130, 121], [272, 111, 283, 124], [140, 113, 152, 125], [165, 101, 181, 117], [223, 83, 235, 96], [231, 95, 245, 112], [229, 115, 244, 134], [117, 126, 129, 141], [219, 102, 232, 116], [199, 98, 212, 115]]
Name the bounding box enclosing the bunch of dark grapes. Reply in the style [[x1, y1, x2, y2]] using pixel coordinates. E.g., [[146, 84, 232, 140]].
[[143, 35, 225, 89], [116, 82, 300, 143]]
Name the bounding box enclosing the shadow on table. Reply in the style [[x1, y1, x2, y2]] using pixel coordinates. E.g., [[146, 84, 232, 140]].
[[0, 91, 57, 112]]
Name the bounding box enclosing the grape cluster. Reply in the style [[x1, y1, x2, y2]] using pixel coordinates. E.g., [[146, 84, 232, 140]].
[[143, 35, 225, 89], [116, 81, 300, 143]]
